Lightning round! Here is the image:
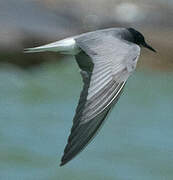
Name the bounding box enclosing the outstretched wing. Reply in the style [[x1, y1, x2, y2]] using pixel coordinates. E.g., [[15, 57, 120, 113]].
[[60, 34, 140, 166]]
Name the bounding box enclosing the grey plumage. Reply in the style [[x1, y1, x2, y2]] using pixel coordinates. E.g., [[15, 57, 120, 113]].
[[60, 29, 140, 166], [24, 27, 156, 166]]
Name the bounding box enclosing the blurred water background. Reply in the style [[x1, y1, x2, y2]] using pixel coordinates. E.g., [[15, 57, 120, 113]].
[[0, 0, 173, 179]]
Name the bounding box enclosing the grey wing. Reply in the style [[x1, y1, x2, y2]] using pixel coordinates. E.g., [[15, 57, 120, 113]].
[[60, 35, 140, 166]]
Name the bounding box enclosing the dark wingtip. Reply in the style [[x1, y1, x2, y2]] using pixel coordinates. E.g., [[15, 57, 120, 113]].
[[59, 154, 70, 167], [59, 162, 65, 167], [60, 158, 66, 167]]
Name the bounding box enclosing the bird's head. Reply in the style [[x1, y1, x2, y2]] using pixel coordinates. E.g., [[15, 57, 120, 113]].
[[127, 28, 156, 52]]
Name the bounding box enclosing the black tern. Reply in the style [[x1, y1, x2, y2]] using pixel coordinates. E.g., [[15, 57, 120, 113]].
[[25, 27, 156, 166]]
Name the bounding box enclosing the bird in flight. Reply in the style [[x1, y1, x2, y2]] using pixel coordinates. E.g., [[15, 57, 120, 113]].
[[25, 27, 156, 166]]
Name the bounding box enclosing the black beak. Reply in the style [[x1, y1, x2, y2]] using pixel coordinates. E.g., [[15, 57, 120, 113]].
[[142, 42, 156, 53]]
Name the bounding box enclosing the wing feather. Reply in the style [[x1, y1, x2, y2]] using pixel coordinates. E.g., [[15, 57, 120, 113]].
[[60, 34, 140, 166]]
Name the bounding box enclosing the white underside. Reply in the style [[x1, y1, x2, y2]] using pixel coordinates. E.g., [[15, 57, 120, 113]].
[[24, 38, 81, 55]]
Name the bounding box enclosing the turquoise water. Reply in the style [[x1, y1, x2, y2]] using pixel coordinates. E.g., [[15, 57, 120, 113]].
[[0, 58, 173, 180]]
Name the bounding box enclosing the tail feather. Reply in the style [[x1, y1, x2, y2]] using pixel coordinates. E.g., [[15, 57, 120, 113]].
[[24, 41, 63, 53], [24, 38, 80, 55]]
